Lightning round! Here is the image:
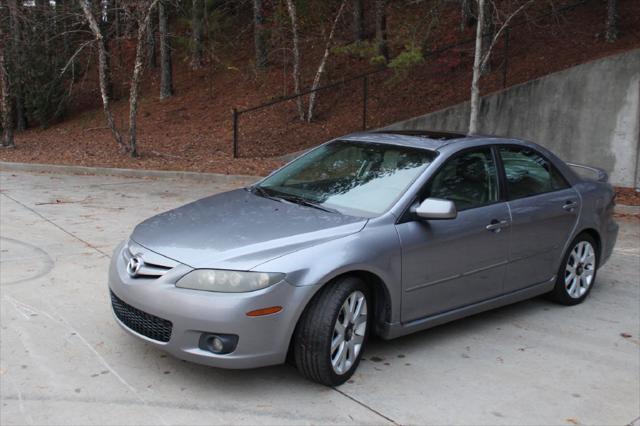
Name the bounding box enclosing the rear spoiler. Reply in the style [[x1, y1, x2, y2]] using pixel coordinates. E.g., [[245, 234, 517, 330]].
[[566, 162, 609, 183]]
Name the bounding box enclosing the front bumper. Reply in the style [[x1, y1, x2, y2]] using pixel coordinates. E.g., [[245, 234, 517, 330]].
[[108, 243, 320, 369]]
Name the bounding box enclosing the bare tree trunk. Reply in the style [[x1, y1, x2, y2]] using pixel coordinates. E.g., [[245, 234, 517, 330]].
[[469, 0, 485, 134], [460, 0, 470, 32], [7, 0, 25, 131], [375, 0, 388, 62], [253, 0, 268, 70], [123, 3, 135, 38], [469, 0, 532, 133], [159, 0, 173, 99], [0, 48, 15, 148], [147, 18, 157, 68], [98, 0, 116, 100], [128, 0, 160, 157], [78, 0, 125, 150], [307, 0, 347, 122], [353, 0, 364, 41], [191, 0, 203, 69], [605, 0, 618, 43], [285, 0, 305, 121], [481, 3, 494, 74]]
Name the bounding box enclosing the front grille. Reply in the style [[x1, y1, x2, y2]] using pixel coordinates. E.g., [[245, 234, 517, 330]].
[[123, 241, 176, 279], [110, 291, 172, 342]]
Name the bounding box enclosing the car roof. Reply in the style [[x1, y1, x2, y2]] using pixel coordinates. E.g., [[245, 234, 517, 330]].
[[338, 129, 581, 187], [339, 130, 515, 151]]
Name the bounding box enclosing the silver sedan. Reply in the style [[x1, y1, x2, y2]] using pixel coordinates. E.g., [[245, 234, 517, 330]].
[[108, 130, 619, 386]]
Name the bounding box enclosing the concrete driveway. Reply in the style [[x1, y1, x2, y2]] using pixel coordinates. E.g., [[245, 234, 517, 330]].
[[1, 169, 639, 426]]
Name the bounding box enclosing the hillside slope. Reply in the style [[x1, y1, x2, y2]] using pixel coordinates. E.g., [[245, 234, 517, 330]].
[[2, 0, 639, 176]]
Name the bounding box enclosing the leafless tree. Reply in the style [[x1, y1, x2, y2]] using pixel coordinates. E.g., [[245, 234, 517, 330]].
[[469, 0, 485, 134], [7, 0, 25, 131], [375, 0, 389, 62], [99, 0, 115, 100], [481, 2, 494, 74], [1, 43, 15, 148], [159, 0, 173, 99], [79, 0, 125, 150], [605, 0, 618, 43], [469, 0, 533, 133], [147, 17, 157, 68], [253, 0, 268, 70], [284, 0, 348, 122], [307, 0, 348, 122], [353, 0, 364, 41], [191, 0, 203, 69], [128, 0, 160, 157], [285, 0, 305, 121], [460, 0, 473, 32]]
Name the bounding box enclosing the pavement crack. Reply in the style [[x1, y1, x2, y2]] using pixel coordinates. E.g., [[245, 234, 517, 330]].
[[1, 192, 110, 258], [332, 387, 400, 425]]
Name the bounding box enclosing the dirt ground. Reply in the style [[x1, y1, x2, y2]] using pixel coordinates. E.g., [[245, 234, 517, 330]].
[[1, 0, 639, 183]]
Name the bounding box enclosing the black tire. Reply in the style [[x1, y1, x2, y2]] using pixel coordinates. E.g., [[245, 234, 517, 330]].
[[293, 276, 370, 386], [548, 233, 599, 305]]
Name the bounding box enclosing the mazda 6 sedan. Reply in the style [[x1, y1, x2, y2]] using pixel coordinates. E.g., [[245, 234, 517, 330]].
[[109, 130, 618, 386]]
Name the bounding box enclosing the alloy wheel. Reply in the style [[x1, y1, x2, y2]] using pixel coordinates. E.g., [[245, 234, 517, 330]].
[[564, 241, 596, 299], [330, 290, 367, 375]]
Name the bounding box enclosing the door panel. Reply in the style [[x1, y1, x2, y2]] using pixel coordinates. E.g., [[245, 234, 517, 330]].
[[397, 203, 511, 322], [497, 145, 580, 291], [504, 188, 579, 291]]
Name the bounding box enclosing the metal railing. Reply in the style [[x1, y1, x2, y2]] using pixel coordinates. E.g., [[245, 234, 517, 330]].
[[232, 70, 378, 158]]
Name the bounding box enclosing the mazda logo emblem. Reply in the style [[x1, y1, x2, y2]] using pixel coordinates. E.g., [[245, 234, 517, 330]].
[[127, 256, 143, 277]]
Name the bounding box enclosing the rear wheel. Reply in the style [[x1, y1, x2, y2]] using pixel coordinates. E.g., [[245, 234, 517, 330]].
[[293, 276, 370, 386], [549, 233, 598, 305]]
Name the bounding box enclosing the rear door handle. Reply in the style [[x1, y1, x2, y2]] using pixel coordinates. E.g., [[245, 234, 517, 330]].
[[562, 200, 578, 211], [486, 219, 510, 232]]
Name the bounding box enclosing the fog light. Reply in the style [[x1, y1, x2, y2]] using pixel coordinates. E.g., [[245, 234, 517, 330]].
[[198, 333, 238, 355], [211, 337, 224, 353]]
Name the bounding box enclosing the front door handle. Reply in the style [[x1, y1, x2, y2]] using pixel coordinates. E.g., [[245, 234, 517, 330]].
[[486, 219, 510, 232], [562, 200, 578, 211]]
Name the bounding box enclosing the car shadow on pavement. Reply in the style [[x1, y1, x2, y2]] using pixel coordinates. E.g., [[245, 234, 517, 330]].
[[138, 295, 554, 388]]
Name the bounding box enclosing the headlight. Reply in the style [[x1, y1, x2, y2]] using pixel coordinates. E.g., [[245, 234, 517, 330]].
[[176, 269, 285, 293]]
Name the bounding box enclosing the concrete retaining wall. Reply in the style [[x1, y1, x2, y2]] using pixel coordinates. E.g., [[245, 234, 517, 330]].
[[386, 49, 640, 188]]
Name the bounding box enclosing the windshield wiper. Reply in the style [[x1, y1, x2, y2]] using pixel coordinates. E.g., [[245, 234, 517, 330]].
[[249, 185, 285, 203], [250, 186, 339, 214], [277, 194, 340, 214]]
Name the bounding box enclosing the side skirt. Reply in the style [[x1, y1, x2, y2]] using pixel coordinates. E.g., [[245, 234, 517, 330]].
[[378, 278, 555, 340]]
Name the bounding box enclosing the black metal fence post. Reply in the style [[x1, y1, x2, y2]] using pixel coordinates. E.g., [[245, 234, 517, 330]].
[[502, 27, 510, 88], [232, 108, 239, 158], [362, 75, 368, 130]]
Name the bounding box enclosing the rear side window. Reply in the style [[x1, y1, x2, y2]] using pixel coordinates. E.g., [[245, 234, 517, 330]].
[[499, 146, 569, 199]]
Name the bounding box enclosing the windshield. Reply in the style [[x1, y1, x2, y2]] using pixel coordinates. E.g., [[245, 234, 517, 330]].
[[255, 140, 435, 217]]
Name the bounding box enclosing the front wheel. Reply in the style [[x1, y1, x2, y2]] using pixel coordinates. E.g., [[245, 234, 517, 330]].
[[548, 233, 598, 305], [293, 276, 370, 386]]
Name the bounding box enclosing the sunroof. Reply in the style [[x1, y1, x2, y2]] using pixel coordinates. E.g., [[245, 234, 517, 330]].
[[375, 130, 467, 140]]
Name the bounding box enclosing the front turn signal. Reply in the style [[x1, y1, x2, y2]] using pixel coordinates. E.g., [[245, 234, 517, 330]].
[[246, 306, 283, 317]]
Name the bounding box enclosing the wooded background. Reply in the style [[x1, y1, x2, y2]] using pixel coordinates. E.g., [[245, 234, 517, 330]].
[[0, 0, 630, 158]]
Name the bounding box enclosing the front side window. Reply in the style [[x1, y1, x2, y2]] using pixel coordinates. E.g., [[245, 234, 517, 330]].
[[427, 148, 499, 211], [499, 146, 568, 199], [256, 141, 435, 217]]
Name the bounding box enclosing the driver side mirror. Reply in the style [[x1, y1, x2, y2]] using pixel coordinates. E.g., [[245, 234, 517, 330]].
[[413, 198, 457, 220]]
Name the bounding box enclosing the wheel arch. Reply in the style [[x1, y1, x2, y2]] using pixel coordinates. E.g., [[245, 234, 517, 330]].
[[576, 228, 602, 261], [286, 269, 394, 362], [338, 270, 393, 335]]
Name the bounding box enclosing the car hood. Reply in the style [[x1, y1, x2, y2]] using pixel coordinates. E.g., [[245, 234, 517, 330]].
[[130, 188, 367, 270]]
